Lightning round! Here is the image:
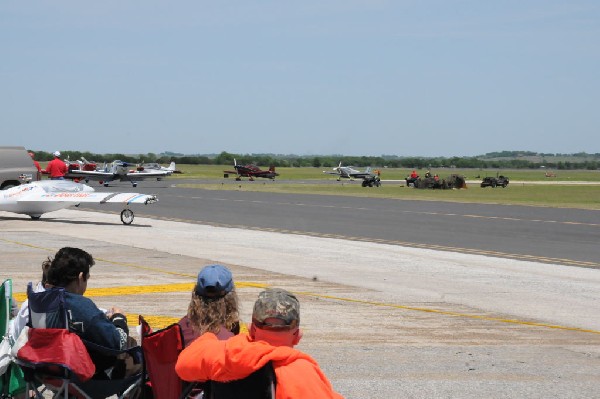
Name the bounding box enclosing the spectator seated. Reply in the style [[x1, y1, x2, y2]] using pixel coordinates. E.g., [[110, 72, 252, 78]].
[[15, 282, 143, 399]]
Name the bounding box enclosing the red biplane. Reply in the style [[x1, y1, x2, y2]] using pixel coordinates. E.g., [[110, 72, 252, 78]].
[[223, 159, 279, 181]]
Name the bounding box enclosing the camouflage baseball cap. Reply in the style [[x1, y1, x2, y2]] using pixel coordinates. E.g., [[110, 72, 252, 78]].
[[252, 288, 300, 330]]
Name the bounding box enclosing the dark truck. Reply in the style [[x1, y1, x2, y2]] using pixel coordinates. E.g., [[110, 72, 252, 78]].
[[480, 175, 509, 188]]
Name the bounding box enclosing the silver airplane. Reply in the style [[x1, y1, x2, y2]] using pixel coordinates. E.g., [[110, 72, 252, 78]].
[[323, 162, 373, 181], [65, 160, 176, 187]]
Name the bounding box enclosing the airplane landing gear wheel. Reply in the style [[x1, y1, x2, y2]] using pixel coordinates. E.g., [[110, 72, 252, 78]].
[[133, 182, 138, 187], [30, 215, 41, 220], [121, 209, 134, 225]]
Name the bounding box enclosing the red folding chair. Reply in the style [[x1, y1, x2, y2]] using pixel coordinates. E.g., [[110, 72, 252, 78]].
[[139, 315, 201, 399]]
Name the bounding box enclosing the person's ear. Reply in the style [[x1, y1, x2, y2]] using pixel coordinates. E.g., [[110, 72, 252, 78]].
[[292, 328, 302, 345], [78, 272, 85, 282]]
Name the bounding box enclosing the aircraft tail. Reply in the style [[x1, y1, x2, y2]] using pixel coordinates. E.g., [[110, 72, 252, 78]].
[[167, 162, 176, 171], [269, 165, 276, 172]]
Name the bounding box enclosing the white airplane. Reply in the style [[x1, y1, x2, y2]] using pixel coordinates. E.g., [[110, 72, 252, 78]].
[[323, 162, 374, 181], [0, 180, 158, 225], [65, 160, 176, 187], [138, 162, 179, 173]]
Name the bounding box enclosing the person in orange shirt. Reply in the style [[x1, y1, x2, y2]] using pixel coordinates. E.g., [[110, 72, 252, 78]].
[[43, 151, 67, 180], [176, 288, 344, 399]]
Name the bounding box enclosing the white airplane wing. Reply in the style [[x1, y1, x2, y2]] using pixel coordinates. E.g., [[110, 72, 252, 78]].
[[18, 191, 158, 205], [65, 170, 115, 180], [126, 170, 172, 179]]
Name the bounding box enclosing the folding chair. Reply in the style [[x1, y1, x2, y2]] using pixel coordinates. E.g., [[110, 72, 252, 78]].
[[139, 315, 200, 399], [203, 361, 276, 399], [1, 278, 26, 398], [15, 283, 143, 399]]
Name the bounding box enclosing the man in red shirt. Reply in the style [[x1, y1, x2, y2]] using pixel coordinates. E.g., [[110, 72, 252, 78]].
[[29, 152, 42, 180], [43, 151, 67, 180]]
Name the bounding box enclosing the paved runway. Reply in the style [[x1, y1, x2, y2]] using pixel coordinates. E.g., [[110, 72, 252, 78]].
[[81, 179, 600, 267]]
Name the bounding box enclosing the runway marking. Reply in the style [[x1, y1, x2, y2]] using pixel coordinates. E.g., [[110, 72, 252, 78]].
[[13, 282, 266, 302], [298, 291, 600, 336], [11, 278, 600, 335], [4, 238, 599, 334]]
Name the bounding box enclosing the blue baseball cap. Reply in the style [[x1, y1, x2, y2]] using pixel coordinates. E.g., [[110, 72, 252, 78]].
[[195, 264, 234, 298]]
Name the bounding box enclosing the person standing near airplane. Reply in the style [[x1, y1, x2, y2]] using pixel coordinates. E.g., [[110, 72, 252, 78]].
[[43, 150, 67, 179], [28, 152, 42, 180]]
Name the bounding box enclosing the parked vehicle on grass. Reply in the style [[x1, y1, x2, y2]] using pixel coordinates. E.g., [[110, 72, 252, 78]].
[[406, 174, 467, 189], [481, 175, 509, 188]]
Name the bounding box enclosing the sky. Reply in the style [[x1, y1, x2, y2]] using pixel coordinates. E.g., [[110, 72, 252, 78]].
[[1, 1, 599, 157]]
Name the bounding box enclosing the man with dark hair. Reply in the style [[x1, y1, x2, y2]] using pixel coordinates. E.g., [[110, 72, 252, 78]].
[[176, 288, 343, 398], [43, 247, 129, 351]]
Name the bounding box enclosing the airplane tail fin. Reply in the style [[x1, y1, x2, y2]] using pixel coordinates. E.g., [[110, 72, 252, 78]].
[[365, 167, 371, 174], [269, 165, 276, 172], [167, 162, 176, 171]]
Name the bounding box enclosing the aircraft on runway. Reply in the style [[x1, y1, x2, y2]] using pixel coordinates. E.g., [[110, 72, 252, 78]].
[[65, 160, 176, 187], [323, 162, 381, 187], [223, 159, 279, 181], [139, 162, 181, 173], [323, 162, 374, 181], [0, 180, 158, 224]]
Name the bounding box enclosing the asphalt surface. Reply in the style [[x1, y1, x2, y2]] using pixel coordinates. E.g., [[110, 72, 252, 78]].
[[80, 179, 600, 268], [2, 180, 600, 398]]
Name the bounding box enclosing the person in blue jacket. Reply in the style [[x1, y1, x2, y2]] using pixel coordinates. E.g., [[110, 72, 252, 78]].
[[43, 247, 132, 375]]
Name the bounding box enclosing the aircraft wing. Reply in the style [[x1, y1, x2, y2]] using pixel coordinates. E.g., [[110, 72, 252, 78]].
[[65, 170, 115, 181], [349, 172, 372, 178], [19, 191, 158, 205], [126, 170, 172, 179]]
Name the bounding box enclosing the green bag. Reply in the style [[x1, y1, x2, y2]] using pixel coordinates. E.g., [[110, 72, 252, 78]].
[[0, 279, 26, 397], [0, 363, 25, 397]]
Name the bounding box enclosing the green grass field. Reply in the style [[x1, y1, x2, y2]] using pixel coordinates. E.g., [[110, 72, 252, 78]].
[[173, 164, 600, 182], [171, 165, 600, 210]]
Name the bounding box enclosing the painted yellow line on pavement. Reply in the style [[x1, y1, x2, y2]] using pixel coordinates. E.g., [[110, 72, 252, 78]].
[[12, 280, 600, 336], [13, 281, 267, 302], [133, 314, 250, 332], [4, 237, 599, 335], [297, 291, 600, 336]]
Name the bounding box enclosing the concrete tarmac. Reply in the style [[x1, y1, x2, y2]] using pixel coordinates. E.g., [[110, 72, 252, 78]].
[[2, 209, 600, 398]]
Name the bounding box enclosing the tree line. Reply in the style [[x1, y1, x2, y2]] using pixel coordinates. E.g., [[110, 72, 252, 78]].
[[29, 150, 600, 170]]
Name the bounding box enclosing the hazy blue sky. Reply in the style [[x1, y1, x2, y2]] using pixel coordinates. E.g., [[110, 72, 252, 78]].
[[1, 1, 598, 157]]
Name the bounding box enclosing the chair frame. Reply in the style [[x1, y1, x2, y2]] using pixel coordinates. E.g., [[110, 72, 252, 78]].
[[16, 283, 143, 399]]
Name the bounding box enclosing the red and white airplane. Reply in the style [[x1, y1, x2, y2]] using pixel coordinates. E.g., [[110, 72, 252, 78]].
[[0, 180, 158, 224]]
